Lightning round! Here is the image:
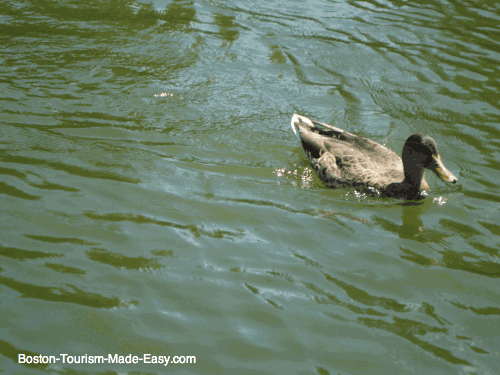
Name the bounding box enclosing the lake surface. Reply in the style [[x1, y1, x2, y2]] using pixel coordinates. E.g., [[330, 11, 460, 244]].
[[1, 0, 499, 374]]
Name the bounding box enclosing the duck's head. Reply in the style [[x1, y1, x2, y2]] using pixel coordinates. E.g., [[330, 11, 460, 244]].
[[402, 134, 458, 184]]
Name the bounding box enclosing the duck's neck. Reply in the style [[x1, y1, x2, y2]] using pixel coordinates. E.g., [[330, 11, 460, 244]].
[[402, 163, 424, 192]]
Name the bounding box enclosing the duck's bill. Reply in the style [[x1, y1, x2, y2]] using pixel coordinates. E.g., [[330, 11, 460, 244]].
[[430, 154, 458, 183]]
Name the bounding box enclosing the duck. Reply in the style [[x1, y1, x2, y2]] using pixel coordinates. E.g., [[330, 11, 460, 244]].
[[291, 114, 457, 200]]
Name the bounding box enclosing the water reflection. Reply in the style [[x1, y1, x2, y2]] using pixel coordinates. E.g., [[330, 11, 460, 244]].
[[0, 245, 62, 261], [86, 247, 163, 270], [163, 0, 196, 30], [0, 274, 129, 309], [371, 200, 455, 241], [440, 248, 500, 278], [358, 316, 471, 365], [214, 13, 239, 44]]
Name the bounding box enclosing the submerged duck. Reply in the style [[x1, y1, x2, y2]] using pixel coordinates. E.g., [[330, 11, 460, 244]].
[[291, 114, 457, 200]]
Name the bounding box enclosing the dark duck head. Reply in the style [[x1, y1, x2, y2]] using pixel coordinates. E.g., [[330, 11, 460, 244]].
[[384, 134, 457, 199]]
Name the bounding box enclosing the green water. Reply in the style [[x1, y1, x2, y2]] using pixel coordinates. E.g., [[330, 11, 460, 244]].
[[1, 0, 499, 374]]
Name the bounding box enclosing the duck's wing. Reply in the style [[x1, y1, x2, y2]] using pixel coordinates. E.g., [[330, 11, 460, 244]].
[[291, 114, 415, 189]]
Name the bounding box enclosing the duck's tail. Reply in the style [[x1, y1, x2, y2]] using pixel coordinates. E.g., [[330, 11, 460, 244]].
[[291, 114, 314, 141], [291, 114, 325, 160]]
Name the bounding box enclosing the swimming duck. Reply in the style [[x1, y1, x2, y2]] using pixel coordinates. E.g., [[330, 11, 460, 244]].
[[291, 114, 457, 200]]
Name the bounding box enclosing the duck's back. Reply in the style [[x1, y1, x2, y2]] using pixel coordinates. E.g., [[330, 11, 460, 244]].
[[291, 114, 429, 191]]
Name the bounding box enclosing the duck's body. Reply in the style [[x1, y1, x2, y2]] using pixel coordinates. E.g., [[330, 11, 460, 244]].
[[291, 114, 457, 200]]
